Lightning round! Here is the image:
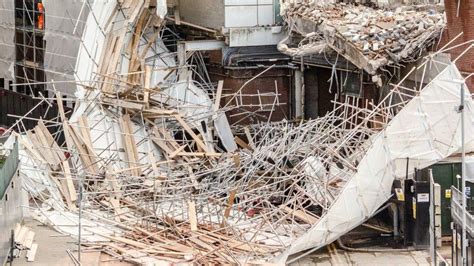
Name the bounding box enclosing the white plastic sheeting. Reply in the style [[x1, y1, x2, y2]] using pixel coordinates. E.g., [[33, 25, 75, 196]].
[[162, 82, 212, 123], [156, 0, 167, 20], [4, 135, 64, 206], [43, 0, 91, 96], [75, 0, 117, 98], [466, 156, 474, 181], [69, 105, 163, 171], [275, 63, 474, 262], [0, 0, 15, 79]]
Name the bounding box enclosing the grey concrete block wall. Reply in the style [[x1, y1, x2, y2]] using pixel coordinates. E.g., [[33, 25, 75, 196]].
[[179, 0, 225, 30], [0, 172, 23, 265]]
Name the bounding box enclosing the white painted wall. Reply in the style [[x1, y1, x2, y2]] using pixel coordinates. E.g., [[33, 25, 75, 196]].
[[179, 0, 285, 47], [224, 0, 275, 27]]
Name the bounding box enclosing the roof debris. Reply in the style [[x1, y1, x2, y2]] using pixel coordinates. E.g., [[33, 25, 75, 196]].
[[279, 3, 445, 74]]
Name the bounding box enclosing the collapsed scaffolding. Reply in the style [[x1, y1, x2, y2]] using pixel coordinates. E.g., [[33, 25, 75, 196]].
[[2, 0, 474, 264]]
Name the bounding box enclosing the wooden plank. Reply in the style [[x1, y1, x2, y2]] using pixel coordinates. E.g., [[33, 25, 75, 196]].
[[76, 116, 102, 172], [147, 153, 162, 184], [69, 122, 102, 172], [188, 233, 235, 263], [213, 80, 224, 112], [61, 160, 77, 202], [143, 108, 177, 115], [16, 226, 29, 245], [282, 206, 318, 224], [13, 223, 21, 239], [132, 227, 196, 254], [232, 154, 240, 168], [64, 122, 95, 174], [23, 231, 35, 249], [27, 131, 55, 165], [50, 173, 76, 211], [102, 98, 144, 110], [109, 197, 126, 222], [177, 152, 221, 157], [187, 166, 200, 190], [97, 33, 116, 75], [243, 127, 255, 148], [119, 114, 141, 176], [188, 200, 198, 232], [174, 115, 210, 153], [37, 119, 66, 162], [169, 145, 187, 159], [33, 128, 58, 165], [234, 136, 253, 151], [144, 64, 152, 90], [174, 8, 181, 25], [78, 116, 94, 149], [26, 243, 38, 262], [221, 190, 237, 228], [144, 65, 152, 108], [155, 127, 180, 150], [55, 92, 75, 151], [17, 133, 46, 163], [151, 128, 174, 156]]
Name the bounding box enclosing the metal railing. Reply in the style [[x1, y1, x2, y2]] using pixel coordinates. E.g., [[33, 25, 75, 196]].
[[451, 186, 474, 236], [0, 138, 19, 199]]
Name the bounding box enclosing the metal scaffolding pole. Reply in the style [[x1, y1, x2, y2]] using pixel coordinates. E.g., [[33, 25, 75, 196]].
[[460, 81, 467, 265]]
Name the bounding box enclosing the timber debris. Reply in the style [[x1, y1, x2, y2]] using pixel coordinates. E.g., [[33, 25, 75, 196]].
[[1, 0, 473, 265]]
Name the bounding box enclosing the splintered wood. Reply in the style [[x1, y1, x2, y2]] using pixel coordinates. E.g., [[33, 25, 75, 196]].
[[13, 224, 38, 262], [15, 85, 406, 264], [8, 1, 458, 265]]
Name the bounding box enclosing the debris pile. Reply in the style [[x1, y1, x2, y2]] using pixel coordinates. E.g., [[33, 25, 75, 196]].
[[12, 223, 38, 262], [279, 3, 445, 73], [3, 1, 474, 265]]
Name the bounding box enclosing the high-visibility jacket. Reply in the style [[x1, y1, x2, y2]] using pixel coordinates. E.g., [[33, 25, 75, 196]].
[[37, 3, 44, 30]]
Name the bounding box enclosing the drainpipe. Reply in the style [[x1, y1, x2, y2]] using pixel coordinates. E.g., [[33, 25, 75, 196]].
[[300, 58, 305, 119], [392, 202, 400, 238], [295, 70, 303, 118]]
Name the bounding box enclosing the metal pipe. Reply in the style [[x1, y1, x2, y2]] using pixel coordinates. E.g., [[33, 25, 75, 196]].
[[461, 82, 467, 265], [393, 202, 400, 238], [78, 183, 83, 262], [336, 238, 418, 253], [222, 65, 296, 71], [208, 71, 292, 79], [292, 61, 361, 73]]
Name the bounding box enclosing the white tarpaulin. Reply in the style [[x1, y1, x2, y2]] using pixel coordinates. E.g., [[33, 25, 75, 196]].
[[43, 0, 91, 96], [275, 63, 474, 262], [0, 0, 15, 79]]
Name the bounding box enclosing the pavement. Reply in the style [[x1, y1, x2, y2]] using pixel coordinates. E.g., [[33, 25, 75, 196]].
[[289, 243, 453, 266], [290, 250, 430, 266], [11, 218, 132, 266], [10, 218, 452, 266]]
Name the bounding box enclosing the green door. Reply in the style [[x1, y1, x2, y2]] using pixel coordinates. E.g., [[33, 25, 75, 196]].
[[431, 163, 461, 236], [431, 162, 474, 236]]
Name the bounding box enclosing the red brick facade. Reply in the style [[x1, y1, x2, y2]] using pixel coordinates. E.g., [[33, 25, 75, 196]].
[[442, 0, 474, 91]]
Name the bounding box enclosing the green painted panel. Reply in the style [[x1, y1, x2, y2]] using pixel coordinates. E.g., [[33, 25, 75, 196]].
[[431, 162, 474, 236], [431, 163, 456, 236]]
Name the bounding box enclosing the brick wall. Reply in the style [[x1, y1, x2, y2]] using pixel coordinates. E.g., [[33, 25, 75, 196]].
[[442, 0, 474, 91]]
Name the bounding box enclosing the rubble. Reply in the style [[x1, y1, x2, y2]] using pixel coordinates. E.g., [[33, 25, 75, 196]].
[[12, 223, 38, 262], [2, 0, 474, 265], [279, 2, 445, 74]]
